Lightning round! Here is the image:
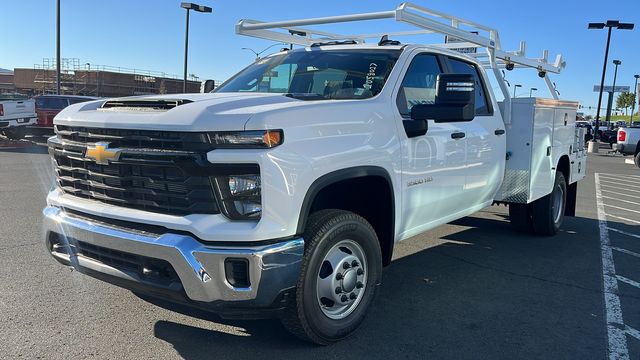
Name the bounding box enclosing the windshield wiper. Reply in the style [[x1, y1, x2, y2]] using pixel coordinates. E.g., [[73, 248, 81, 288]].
[[284, 93, 326, 101]]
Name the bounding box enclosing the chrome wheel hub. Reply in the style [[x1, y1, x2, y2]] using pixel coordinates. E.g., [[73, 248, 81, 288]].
[[316, 239, 367, 320]]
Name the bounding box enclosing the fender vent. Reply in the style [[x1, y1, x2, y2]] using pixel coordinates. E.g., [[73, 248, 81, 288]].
[[100, 99, 192, 111]]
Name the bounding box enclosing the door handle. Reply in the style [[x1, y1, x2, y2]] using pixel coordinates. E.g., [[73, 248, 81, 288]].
[[451, 132, 466, 139], [494, 129, 505, 135]]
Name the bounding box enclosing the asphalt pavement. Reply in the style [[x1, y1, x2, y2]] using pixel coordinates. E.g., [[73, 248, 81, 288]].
[[1, 139, 639, 359]]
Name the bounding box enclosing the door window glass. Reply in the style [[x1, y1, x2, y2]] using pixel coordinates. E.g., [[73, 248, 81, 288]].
[[447, 58, 491, 115], [396, 54, 441, 116]]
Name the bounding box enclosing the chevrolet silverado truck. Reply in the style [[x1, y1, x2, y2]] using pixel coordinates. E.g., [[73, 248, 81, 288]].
[[43, 3, 586, 345], [0, 94, 37, 140], [615, 127, 640, 167]]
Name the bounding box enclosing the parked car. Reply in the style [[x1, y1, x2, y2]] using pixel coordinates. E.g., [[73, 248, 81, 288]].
[[29, 95, 98, 135], [0, 93, 37, 140], [601, 129, 618, 147], [576, 121, 594, 143], [614, 127, 640, 167], [616, 120, 627, 128]]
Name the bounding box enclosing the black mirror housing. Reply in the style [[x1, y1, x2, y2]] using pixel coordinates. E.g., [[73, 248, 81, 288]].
[[410, 73, 476, 122], [200, 80, 215, 93]]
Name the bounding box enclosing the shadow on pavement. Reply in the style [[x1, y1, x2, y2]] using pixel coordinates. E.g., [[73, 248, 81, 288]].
[[148, 213, 634, 359]]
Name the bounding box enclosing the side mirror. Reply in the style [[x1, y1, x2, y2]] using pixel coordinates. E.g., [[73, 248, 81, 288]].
[[200, 80, 215, 93], [411, 73, 475, 122]]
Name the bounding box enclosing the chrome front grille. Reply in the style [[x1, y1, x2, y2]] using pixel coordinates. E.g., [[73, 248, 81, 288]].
[[49, 126, 220, 216]]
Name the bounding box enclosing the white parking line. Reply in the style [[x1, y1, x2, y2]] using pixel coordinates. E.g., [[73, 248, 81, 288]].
[[595, 173, 630, 360], [600, 180, 640, 189], [617, 275, 640, 289], [611, 247, 640, 258], [602, 196, 640, 207], [604, 203, 640, 215], [607, 227, 640, 240], [601, 184, 640, 194], [627, 325, 640, 341], [601, 189, 640, 200], [601, 174, 640, 181], [606, 214, 640, 225]]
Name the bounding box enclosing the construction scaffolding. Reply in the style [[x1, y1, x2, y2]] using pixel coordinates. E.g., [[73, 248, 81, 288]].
[[20, 58, 209, 97]]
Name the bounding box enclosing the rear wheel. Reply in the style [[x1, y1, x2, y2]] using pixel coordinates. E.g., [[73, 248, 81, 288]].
[[531, 172, 567, 236], [281, 209, 382, 345], [634, 152, 640, 168]]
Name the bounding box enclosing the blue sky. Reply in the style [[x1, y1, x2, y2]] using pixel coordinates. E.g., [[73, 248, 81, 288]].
[[1, 0, 639, 115]]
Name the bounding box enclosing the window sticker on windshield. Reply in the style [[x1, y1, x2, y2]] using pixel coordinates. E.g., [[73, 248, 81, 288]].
[[363, 63, 378, 90]]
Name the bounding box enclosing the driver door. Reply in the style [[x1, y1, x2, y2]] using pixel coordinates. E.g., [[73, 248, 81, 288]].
[[395, 52, 469, 239]]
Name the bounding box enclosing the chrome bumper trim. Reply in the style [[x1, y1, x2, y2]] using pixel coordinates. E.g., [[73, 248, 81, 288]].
[[42, 206, 303, 305]]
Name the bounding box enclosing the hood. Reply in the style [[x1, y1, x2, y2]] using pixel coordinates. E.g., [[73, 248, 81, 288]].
[[53, 93, 305, 132]]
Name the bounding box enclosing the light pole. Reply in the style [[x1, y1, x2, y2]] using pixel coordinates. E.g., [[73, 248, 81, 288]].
[[529, 87, 537, 97], [56, 0, 61, 95], [181, 2, 212, 93], [241, 43, 285, 60], [631, 74, 639, 123], [588, 20, 634, 142], [604, 59, 621, 126], [513, 84, 522, 98]]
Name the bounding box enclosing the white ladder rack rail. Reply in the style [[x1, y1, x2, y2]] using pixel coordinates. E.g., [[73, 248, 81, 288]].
[[236, 2, 567, 123]]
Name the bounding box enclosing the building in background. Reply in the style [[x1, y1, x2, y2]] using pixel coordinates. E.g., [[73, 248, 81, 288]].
[[11, 58, 217, 97], [0, 68, 15, 93]]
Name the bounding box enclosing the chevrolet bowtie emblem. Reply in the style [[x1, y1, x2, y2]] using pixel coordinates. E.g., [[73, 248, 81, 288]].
[[85, 142, 121, 165]]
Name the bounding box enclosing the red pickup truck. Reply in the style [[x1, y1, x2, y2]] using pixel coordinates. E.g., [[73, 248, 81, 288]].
[[29, 95, 98, 135]]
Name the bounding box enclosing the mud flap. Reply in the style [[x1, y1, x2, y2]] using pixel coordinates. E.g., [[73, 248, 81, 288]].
[[564, 182, 577, 217]]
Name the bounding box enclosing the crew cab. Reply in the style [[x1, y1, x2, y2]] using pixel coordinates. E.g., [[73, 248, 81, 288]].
[[615, 126, 640, 167], [42, 4, 586, 345], [0, 93, 37, 139]]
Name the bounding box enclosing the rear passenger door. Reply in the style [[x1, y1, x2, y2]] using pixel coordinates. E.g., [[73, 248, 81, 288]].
[[445, 57, 505, 206]]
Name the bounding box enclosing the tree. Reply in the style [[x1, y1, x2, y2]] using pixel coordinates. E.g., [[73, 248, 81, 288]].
[[616, 92, 635, 116]]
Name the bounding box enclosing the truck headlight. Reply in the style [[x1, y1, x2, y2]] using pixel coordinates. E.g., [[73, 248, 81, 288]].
[[208, 130, 283, 148], [212, 175, 262, 220]]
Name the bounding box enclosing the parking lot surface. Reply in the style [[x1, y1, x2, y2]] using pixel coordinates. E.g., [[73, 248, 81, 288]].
[[1, 139, 639, 359]]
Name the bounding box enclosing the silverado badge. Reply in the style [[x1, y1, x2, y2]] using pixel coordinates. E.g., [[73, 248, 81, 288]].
[[85, 142, 121, 165]]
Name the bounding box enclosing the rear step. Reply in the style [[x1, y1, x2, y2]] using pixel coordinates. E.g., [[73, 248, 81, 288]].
[[100, 99, 192, 111]]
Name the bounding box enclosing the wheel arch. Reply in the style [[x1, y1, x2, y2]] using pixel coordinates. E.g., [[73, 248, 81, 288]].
[[296, 166, 396, 266]]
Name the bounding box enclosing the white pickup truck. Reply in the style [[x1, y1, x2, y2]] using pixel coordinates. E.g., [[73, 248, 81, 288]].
[[43, 4, 586, 344], [615, 127, 640, 167], [0, 94, 37, 139]]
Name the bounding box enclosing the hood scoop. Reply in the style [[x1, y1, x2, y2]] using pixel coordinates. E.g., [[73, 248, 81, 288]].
[[100, 99, 193, 112]]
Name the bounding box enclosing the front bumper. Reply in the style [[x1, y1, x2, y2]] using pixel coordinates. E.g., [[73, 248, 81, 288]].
[[43, 206, 303, 315]]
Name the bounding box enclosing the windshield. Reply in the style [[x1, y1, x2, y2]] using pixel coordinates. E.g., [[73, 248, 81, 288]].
[[216, 49, 401, 100]]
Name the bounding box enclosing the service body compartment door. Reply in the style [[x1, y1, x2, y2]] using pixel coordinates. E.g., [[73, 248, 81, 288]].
[[494, 98, 579, 204]]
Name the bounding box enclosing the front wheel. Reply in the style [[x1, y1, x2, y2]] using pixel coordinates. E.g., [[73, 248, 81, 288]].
[[634, 152, 640, 168], [531, 172, 567, 236], [281, 209, 382, 345]]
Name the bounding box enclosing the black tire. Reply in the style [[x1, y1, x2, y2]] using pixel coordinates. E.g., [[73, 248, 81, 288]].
[[281, 209, 382, 345], [3, 126, 27, 140], [635, 152, 640, 168], [509, 203, 533, 233], [531, 172, 567, 236]]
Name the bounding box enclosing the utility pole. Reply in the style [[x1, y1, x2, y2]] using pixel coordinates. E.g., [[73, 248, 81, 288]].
[[631, 74, 639, 123], [56, 0, 61, 95]]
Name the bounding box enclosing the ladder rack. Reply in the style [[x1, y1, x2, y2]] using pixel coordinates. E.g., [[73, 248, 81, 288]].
[[236, 2, 567, 123]]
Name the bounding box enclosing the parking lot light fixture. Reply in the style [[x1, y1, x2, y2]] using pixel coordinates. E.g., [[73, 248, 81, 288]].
[[181, 2, 213, 93], [631, 74, 639, 123], [605, 60, 622, 124], [529, 87, 537, 97], [588, 20, 634, 141], [513, 84, 522, 98]]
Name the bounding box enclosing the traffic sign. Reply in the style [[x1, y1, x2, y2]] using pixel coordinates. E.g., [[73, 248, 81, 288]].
[[593, 85, 630, 93]]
